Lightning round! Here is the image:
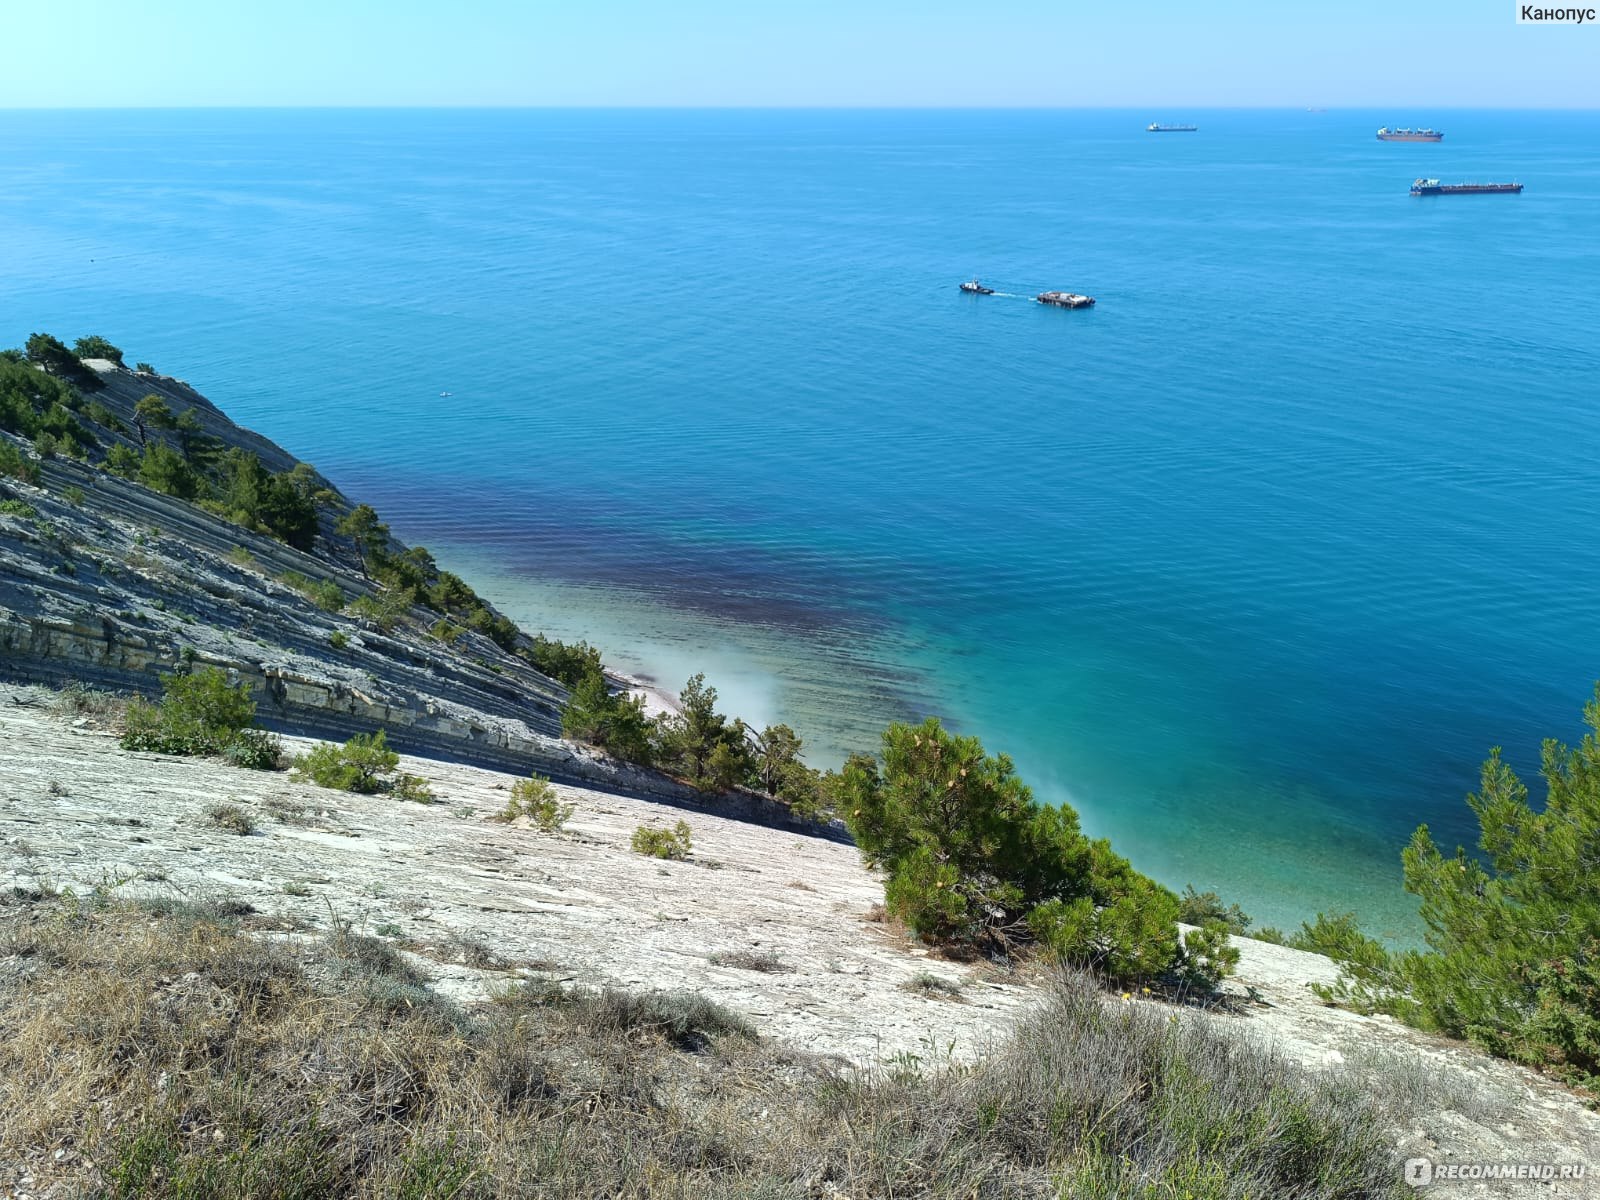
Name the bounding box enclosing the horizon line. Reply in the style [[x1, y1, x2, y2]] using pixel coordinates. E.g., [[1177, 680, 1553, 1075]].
[[3, 103, 1599, 113]]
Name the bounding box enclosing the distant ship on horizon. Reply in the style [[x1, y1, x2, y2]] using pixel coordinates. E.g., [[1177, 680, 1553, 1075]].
[[1147, 123, 1197, 133], [1377, 126, 1443, 142]]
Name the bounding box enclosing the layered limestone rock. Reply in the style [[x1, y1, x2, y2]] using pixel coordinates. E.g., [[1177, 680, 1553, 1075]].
[[0, 363, 827, 836]]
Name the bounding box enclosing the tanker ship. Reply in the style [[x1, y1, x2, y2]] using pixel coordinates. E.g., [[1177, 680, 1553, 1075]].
[[1410, 178, 1523, 196]]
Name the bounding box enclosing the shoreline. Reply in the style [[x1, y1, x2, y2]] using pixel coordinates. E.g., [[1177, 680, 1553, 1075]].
[[604, 665, 683, 721]]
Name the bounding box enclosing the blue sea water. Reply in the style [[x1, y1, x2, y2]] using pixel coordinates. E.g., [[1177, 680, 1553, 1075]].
[[5, 107, 1599, 936]]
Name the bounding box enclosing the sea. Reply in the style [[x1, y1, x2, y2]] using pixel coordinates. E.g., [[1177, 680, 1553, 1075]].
[[5, 107, 1599, 938]]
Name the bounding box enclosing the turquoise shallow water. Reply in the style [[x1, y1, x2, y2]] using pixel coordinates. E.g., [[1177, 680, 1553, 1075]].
[[5, 108, 1599, 935]]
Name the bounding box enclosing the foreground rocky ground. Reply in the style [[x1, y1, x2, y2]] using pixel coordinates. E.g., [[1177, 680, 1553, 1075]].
[[2, 684, 1596, 1197]]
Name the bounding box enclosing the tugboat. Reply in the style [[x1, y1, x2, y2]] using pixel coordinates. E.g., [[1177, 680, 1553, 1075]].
[[1037, 291, 1095, 309], [959, 280, 995, 295], [1410, 177, 1522, 196], [1377, 127, 1443, 142]]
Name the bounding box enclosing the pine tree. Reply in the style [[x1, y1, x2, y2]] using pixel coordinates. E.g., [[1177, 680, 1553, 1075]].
[[1399, 686, 1600, 1088]]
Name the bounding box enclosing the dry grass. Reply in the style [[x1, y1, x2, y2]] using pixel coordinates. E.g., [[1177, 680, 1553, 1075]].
[[903, 970, 965, 1000], [708, 949, 789, 974], [45, 681, 128, 730], [204, 801, 256, 836], [0, 898, 1408, 1199]]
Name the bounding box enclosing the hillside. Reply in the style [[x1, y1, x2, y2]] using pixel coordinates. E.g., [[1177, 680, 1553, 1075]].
[[3, 688, 1597, 1197], [0, 353, 814, 831]]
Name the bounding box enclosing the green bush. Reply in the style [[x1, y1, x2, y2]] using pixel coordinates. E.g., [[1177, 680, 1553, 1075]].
[[527, 634, 603, 689], [335, 503, 389, 573], [631, 820, 693, 860], [216, 448, 318, 549], [1177, 884, 1253, 935], [465, 604, 520, 650], [1180, 920, 1243, 990], [328, 630, 350, 650], [1027, 873, 1182, 983], [349, 586, 415, 633], [425, 569, 478, 613], [120, 668, 258, 758], [494, 774, 573, 830], [138, 442, 197, 499], [0, 441, 40, 485], [561, 670, 654, 764], [84, 400, 125, 433], [752, 723, 814, 800], [279, 570, 345, 612], [1, 357, 94, 453], [391, 773, 437, 804], [132, 395, 176, 447], [105, 443, 139, 477], [1288, 911, 1393, 965], [72, 335, 124, 365], [0, 499, 37, 518], [222, 728, 284, 771], [25, 333, 97, 386], [843, 718, 1196, 983], [427, 618, 464, 644], [650, 674, 752, 788], [292, 730, 400, 795]]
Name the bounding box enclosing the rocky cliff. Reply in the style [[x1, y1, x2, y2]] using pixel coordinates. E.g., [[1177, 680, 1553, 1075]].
[[0, 357, 825, 835]]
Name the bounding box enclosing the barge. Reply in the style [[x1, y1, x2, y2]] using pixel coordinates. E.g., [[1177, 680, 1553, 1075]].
[[1037, 291, 1095, 309], [1147, 123, 1197, 132]]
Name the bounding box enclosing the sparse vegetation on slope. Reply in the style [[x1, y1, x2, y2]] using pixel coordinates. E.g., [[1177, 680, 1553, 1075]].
[[632, 820, 694, 860], [492, 774, 572, 830], [0, 898, 1405, 1199], [119, 666, 278, 765], [291, 729, 436, 802]]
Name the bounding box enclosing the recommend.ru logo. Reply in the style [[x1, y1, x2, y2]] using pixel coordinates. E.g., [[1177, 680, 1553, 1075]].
[[1405, 1157, 1588, 1188]]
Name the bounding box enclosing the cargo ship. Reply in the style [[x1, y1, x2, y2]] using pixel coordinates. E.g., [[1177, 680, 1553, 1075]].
[[1147, 123, 1197, 132], [1037, 291, 1095, 309], [1377, 127, 1443, 142], [1410, 178, 1523, 196]]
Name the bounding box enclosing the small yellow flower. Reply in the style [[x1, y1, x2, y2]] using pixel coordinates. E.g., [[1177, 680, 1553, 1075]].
[[1120, 992, 1131, 1002], [1141, 986, 1151, 995]]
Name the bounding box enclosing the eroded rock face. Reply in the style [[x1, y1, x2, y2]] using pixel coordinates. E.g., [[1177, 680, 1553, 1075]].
[[0, 364, 824, 836]]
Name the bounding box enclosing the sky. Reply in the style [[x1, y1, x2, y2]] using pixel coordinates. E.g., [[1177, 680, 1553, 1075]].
[[1, 0, 1595, 108]]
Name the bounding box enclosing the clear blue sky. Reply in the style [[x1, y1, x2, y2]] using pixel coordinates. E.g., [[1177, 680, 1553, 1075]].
[[3, 0, 1595, 108]]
